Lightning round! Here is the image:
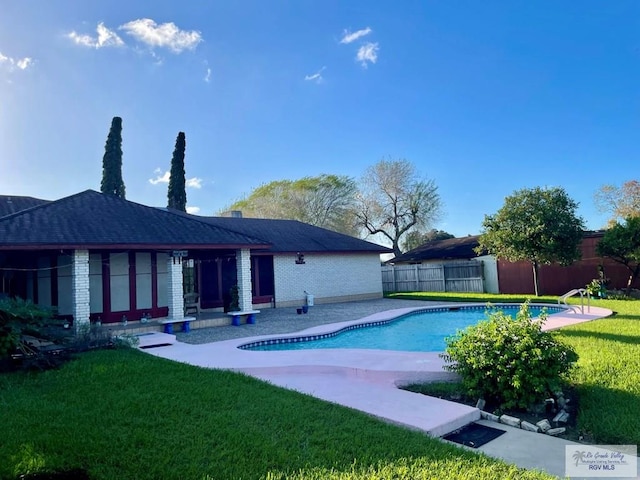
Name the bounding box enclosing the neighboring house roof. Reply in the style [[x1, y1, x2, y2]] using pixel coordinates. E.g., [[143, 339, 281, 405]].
[[389, 235, 482, 263], [189, 216, 392, 254], [0, 190, 270, 250], [0, 195, 50, 218]]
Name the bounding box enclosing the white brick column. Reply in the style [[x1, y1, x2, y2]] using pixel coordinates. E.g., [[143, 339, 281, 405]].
[[236, 248, 253, 311], [72, 249, 90, 333], [167, 255, 184, 320]]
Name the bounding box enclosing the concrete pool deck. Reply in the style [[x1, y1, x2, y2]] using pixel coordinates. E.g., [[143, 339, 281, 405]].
[[143, 298, 615, 478]]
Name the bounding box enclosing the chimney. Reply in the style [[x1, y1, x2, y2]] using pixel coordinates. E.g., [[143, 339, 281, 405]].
[[222, 210, 243, 218]]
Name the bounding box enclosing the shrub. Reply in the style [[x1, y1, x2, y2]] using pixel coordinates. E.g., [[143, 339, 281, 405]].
[[440, 303, 578, 410], [0, 297, 53, 359]]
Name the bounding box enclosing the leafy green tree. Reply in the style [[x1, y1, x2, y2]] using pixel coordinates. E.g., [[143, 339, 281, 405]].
[[225, 174, 359, 236], [596, 216, 640, 296], [594, 180, 640, 226], [355, 158, 442, 257], [167, 132, 187, 212], [477, 186, 584, 296], [100, 116, 126, 198], [401, 229, 455, 252]]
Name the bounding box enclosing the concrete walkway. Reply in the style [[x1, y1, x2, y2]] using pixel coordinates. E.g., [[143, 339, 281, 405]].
[[143, 298, 623, 478]]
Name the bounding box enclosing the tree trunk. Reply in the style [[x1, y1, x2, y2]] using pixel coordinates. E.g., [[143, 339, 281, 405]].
[[532, 261, 540, 296], [624, 265, 640, 297], [392, 240, 402, 258]]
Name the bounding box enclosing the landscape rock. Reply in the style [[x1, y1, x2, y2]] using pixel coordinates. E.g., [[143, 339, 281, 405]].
[[480, 411, 499, 422], [536, 419, 551, 432], [553, 410, 570, 423], [476, 398, 486, 410], [556, 396, 566, 409], [499, 414, 521, 428], [546, 427, 566, 436], [520, 421, 539, 432]]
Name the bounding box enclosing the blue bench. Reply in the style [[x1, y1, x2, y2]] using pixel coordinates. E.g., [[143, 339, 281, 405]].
[[227, 310, 260, 326], [160, 317, 194, 334]]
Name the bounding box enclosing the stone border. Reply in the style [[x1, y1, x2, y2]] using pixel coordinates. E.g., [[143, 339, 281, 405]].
[[480, 410, 567, 437]]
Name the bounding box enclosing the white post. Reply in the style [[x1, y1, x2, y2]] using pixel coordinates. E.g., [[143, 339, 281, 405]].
[[167, 255, 184, 320], [72, 249, 91, 333], [236, 248, 253, 311]]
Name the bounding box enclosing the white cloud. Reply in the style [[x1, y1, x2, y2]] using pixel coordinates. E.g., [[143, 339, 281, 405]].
[[204, 67, 211, 83], [149, 170, 170, 185], [186, 206, 200, 214], [96, 22, 125, 48], [356, 42, 379, 67], [119, 19, 202, 53], [186, 177, 203, 189], [304, 66, 326, 84], [15, 58, 33, 70], [67, 22, 124, 49], [149, 169, 202, 189], [0, 51, 34, 72], [340, 27, 372, 44]]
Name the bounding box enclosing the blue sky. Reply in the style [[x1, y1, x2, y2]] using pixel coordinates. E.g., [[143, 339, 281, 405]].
[[1, 1, 638, 238]]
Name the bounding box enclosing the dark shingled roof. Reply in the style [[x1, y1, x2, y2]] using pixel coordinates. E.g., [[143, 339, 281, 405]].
[[389, 235, 482, 263], [0, 190, 269, 250], [189, 216, 392, 254], [0, 195, 50, 218]]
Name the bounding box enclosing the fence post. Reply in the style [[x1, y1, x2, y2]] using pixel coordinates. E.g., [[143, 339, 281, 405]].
[[392, 265, 397, 292], [414, 264, 419, 291]]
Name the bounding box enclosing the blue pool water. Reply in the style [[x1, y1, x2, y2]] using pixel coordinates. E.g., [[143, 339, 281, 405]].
[[243, 305, 562, 353]]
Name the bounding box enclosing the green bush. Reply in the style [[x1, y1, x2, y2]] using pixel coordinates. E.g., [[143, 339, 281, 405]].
[[0, 297, 53, 359], [441, 303, 578, 410]]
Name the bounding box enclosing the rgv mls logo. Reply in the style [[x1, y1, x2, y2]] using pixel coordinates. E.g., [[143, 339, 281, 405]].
[[566, 445, 637, 477]]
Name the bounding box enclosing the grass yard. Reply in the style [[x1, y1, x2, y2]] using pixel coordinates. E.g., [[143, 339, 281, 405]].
[[390, 292, 640, 445], [0, 348, 552, 480]]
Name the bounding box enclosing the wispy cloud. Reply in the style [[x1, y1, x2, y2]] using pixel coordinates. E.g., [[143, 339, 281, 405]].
[[340, 27, 372, 44], [304, 66, 326, 84], [67, 22, 124, 49], [186, 206, 200, 214], [149, 169, 203, 189], [356, 42, 379, 67], [119, 19, 202, 53], [186, 177, 203, 189], [0, 51, 34, 72], [149, 169, 170, 185], [204, 67, 211, 83]]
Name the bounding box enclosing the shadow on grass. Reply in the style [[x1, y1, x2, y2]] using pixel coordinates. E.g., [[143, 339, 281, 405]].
[[576, 384, 640, 445], [0, 349, 554, 480]]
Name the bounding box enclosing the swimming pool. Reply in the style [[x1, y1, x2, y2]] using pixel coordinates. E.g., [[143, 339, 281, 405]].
[[241, 304, 565, 353]]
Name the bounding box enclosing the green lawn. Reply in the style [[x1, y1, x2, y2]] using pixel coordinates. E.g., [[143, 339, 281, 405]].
[[389, 292, 640, 444], [2, 293, 637, 479], [0, 349, 552, 480]]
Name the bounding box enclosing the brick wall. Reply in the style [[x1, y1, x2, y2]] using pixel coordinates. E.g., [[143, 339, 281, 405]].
[[236, 248, 252, 311], [273, 253, 383, 307], [72, 249, 90, 331], [167, 256, 184, 320]]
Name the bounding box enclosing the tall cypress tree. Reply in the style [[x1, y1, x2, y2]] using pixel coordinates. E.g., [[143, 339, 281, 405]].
[[100, 116, 126, 198], [167, 131, 187, 212]]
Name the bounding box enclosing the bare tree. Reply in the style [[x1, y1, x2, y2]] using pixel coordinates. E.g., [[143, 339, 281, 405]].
[[355, 158, 442, 257], [594, 180, 640, 226]]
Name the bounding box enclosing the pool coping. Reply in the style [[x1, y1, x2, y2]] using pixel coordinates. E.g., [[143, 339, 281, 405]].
[[143, 302, 613, 439]]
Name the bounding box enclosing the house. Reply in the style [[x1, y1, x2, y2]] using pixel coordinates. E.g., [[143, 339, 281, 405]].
[[0, 190, 390, 330], [385, 236, 499, 294], [386, 232, 640, 296]]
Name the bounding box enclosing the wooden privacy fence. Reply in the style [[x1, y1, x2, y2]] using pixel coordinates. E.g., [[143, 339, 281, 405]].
[[382, 261, 484, 293]]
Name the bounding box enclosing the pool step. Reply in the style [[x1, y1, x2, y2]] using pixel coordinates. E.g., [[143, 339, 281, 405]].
[[135, 332, 177, 349]]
